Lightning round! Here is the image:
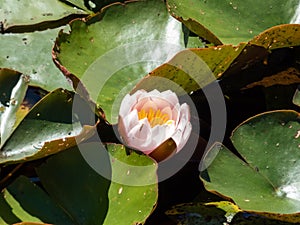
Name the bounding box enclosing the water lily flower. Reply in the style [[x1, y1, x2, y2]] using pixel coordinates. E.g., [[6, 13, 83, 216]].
[[118, 89, 192, 158]]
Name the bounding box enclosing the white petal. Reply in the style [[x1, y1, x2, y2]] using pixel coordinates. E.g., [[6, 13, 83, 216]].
[[119, 94, 133, 117], [176, 122, 192, 152], [150, 123, 176, 151], [126, 119, 153, 153], [160, 90, 179, 106], [171, 103, 191, 152], [170, 103, 180, 124], [119, 90, 145, 117], [121, 109, 139, 133]]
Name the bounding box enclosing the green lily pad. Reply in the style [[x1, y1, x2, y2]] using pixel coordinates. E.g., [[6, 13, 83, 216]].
[[36, 145, 110, 225], [134, 29, 300, 97], [103, 143, 158, 225], [0, 143, 158, 224], [0, 88, 96, 164], [0, 28, 72, 91], [166, 201, 297, 224], [250, 24, 300, 50], [165, 202, 232, 224], [132, 43, 247, 95], [200, 110, 300, 221], [167, 0, 300, 45], [0, 176, 74, 225], [0, 0, 86, 31], [53, 0, 204, 123]]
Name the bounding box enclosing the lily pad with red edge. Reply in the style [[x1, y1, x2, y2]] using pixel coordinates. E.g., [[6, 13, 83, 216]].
[[53, 0, 204, 123], [167, 0, 300, 45], [0, 83, 98, 164], [0, 28, 73, 91], [133, 24, 300, 96], [200, 110, 300, 223], [0, 0, 87, 32]]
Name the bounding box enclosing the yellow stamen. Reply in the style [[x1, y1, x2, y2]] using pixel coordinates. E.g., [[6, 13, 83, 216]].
[[138, 108, 171, 127]]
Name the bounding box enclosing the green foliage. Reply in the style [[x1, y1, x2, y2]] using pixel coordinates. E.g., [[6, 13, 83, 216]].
[[167, 0, 300, 45], [1, 0, 300, 224], [200, 111, 300, 222]]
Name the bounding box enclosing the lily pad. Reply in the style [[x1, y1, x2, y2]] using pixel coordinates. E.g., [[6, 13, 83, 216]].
[[0, 176, 74, 225], [250, 24, 300, 50], [0, 143, 158, 224], [167, 0, 300, 45], [166, 201, 297, 224], [36, 145, 111, 225], [132, 43, 247, 95], [0, 28, 72, 91], [0, 88, 96, 164], [103, 143, 158, 225], [0, 0, 86, 31], [133, 28, 300, 97], [53, 0, 204, 123], [200, 110, 300, 222]]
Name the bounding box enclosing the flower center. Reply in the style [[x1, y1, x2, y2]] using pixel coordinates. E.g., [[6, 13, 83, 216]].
[[138, 108, 171, 127]]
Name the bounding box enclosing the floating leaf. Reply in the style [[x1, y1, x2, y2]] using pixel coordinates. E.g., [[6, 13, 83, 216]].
[[0, 88, 97, 164], [0, 0, 86, 31], [200, 110, 300, 222], [250, 24, 300, 50], [167, 0, 300, 45], [132, 44, 247, 95], [0, 28, 72, 91], [0, 176, 74, 225], [53, 0, 203, 123], [36, 145, 110, 225], [103, 144, 158, 225], [166, 201, 296, 225], [165, 202, 230, 224], [1, 143, 158, 224]]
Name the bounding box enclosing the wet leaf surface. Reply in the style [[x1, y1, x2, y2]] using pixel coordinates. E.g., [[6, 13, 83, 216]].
[[167, 0, 300, 45], [0, 0, 86, 31], [0, 88, 97, 164], [53, 0, 203, 123], [200, 110, 300, 222], [0, 28, 72, 91]]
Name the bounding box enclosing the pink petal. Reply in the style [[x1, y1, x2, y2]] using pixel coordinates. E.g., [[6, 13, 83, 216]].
[[152, 98, 172, 110], [161, 106, 172, 119], [141, 100, 158, 112], [119, 90, 145, 117], [150, 122, 175, 150], [171, 103, 191, 152], [126, 119, 153, 153], [160, 90, 179, 106], [176, 122, 192, 152], [132, 97, 149, 111], [171, 103, 180, 123], [120, 109, 139, 133]]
